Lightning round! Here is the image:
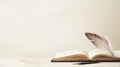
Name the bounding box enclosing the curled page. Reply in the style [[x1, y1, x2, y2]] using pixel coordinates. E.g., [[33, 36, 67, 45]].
[[85, 32, 114, 56]]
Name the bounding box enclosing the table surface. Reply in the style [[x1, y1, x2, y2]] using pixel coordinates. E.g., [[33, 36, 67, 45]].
[[0, 57, 120, 67]]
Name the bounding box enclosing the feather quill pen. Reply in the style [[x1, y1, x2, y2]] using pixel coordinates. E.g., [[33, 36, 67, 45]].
[[85, 32, 114, 56]]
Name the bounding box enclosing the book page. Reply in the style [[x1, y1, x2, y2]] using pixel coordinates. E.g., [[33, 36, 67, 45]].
[[88, 48, 114, 59], [53, 49, 87, 58], [51, 49, 89, 61], [114, 50, 120, 58]]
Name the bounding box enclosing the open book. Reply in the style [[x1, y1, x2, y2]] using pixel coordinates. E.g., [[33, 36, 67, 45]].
[[51, 49, 120, 62], [51, 32, 120, 62]]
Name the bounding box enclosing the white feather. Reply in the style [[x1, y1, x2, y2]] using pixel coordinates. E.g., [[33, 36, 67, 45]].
[[85, 32, 114, 56]]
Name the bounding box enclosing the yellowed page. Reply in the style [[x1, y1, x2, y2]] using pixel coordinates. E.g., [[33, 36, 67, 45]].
[[88, 48, 114, 59], [53, 49, 87, 58], [51, 49, 90, 62], [114, 50, 120, 59]]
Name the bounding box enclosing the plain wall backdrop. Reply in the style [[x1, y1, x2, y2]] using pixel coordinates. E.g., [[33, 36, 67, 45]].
[[0, 0, 120, 57]]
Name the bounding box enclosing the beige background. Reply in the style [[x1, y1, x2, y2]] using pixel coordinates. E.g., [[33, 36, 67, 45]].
[[0, 0, 120, 57]]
